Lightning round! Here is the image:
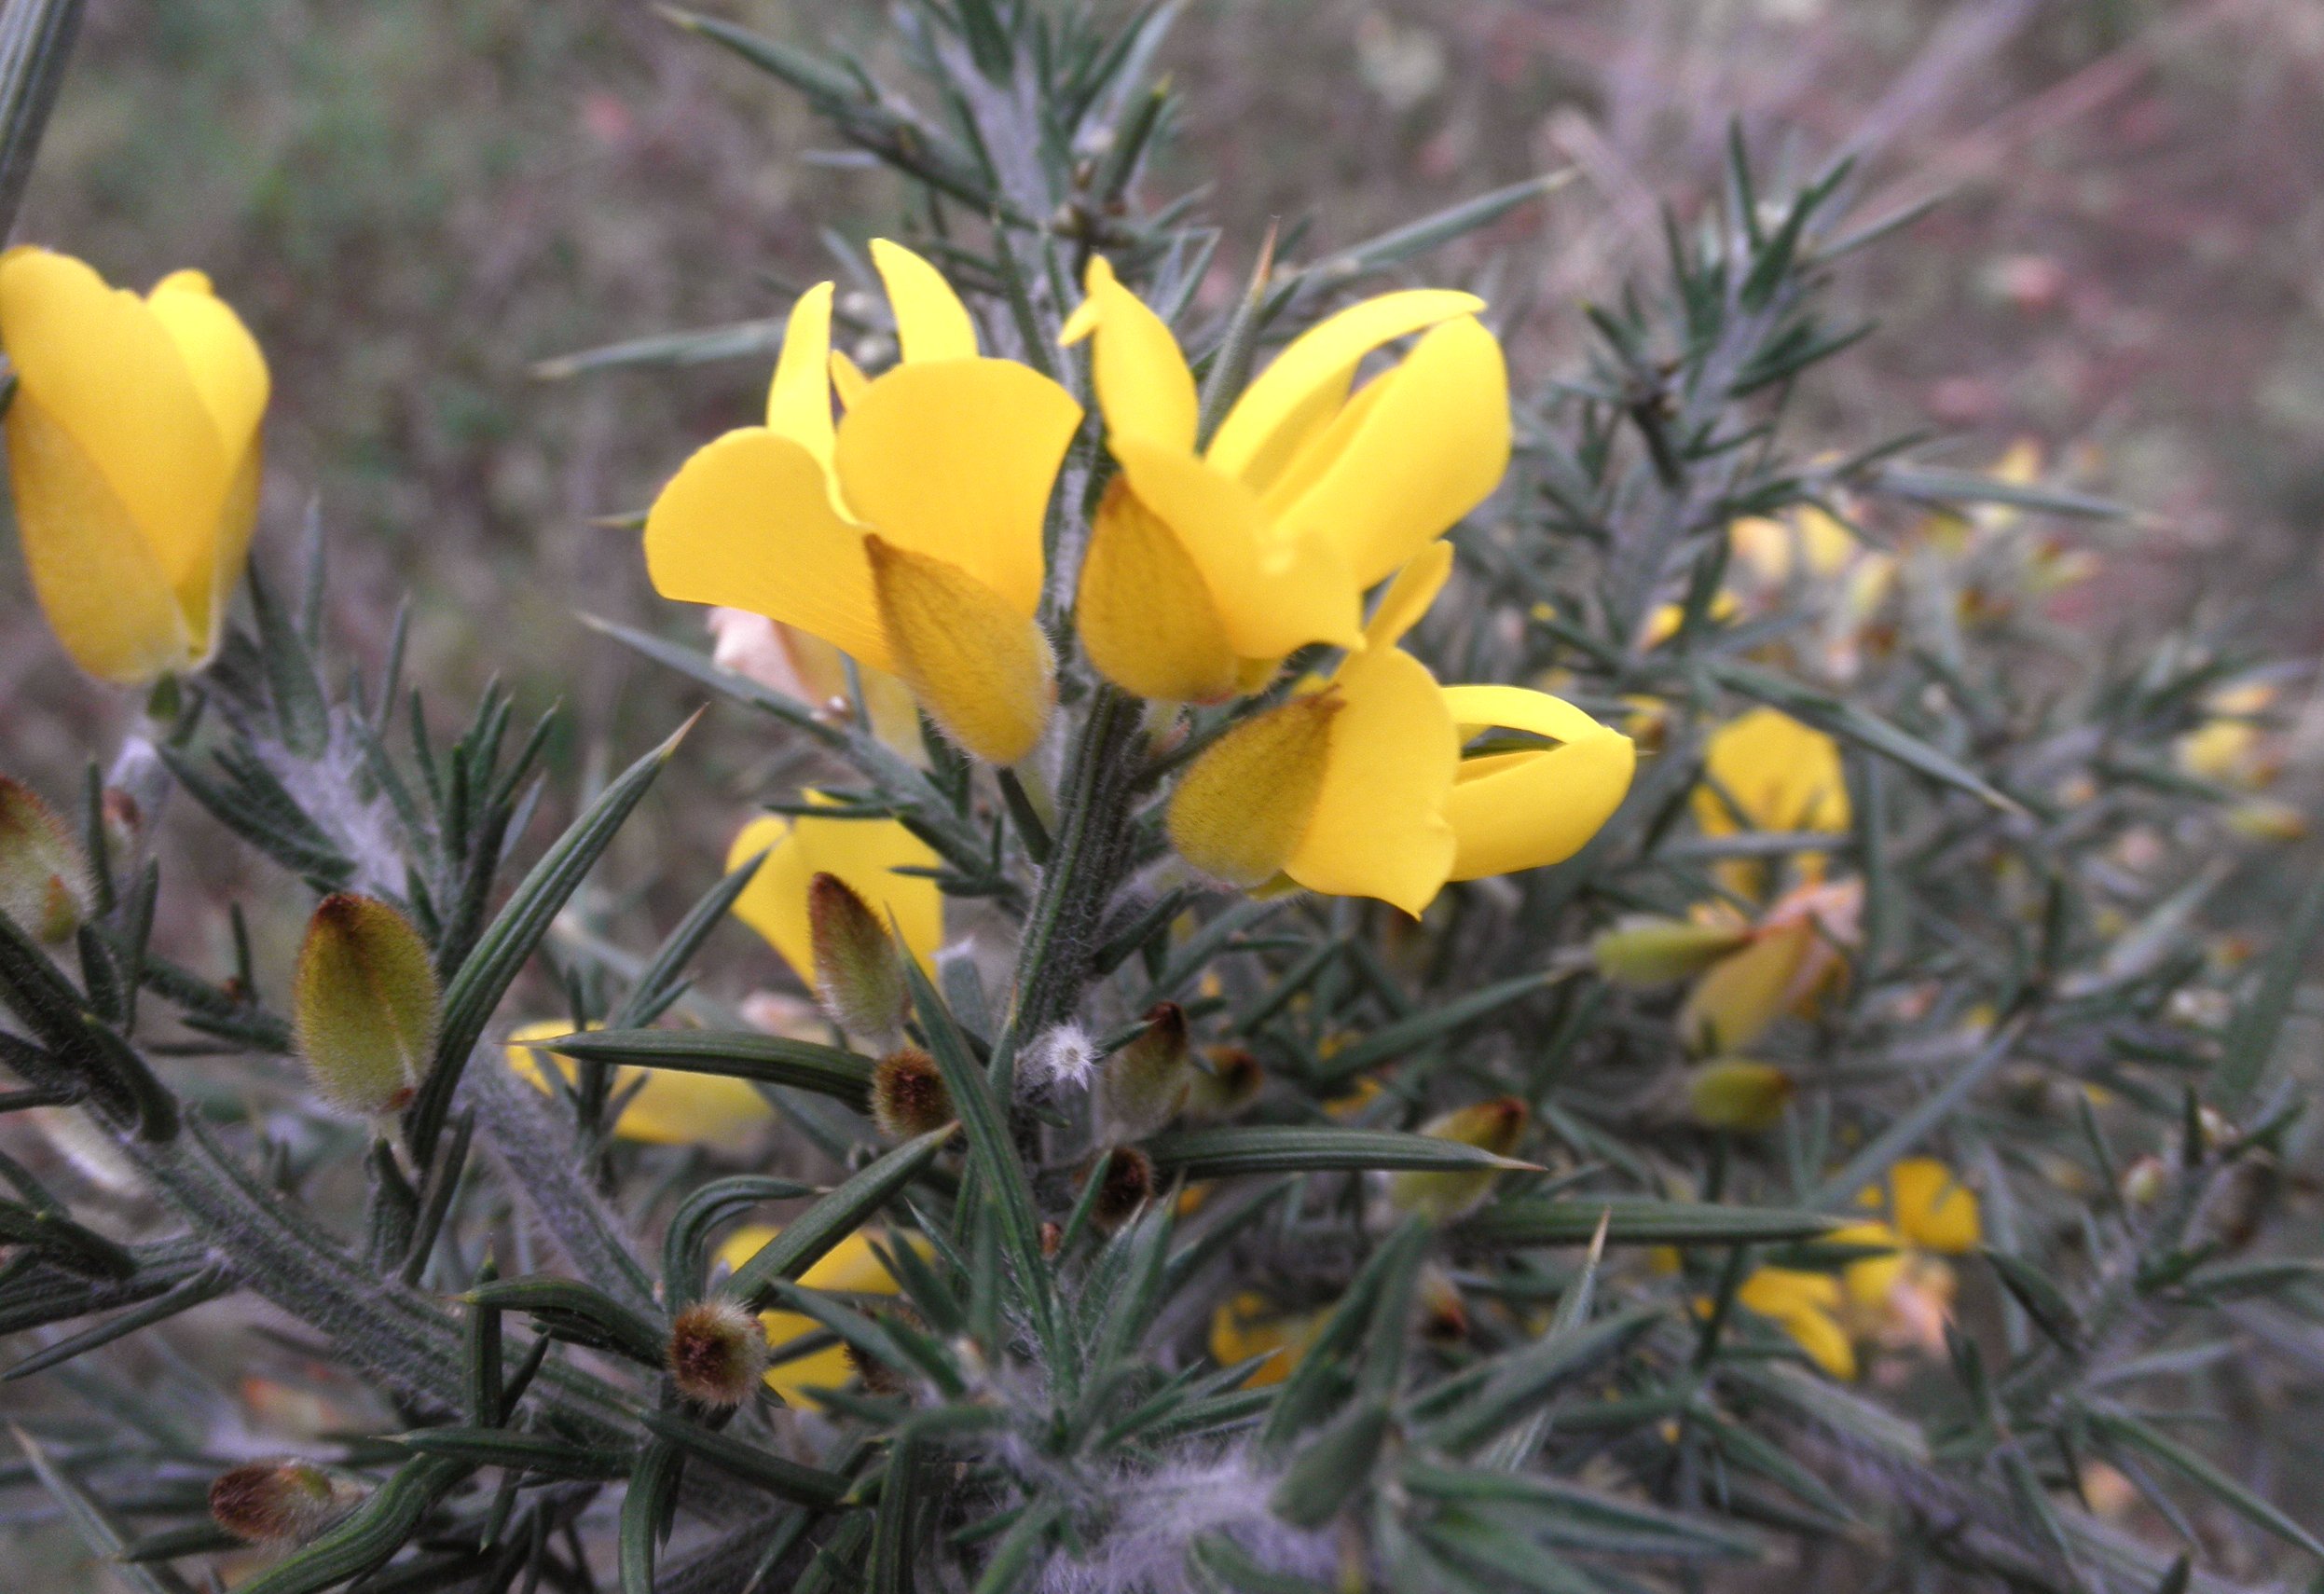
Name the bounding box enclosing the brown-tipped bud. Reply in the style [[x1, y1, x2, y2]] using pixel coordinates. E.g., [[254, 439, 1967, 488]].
[[1185, 1045, 1263, 1122], [1083, 1146, 1156, 1233], [870, 1046, 955, 1141], [1040, 1220, 1065, 1257], [667, 1299, 771, 1408], [209, 1458, 356, 1546], [1418, 1266, 1469, 1343], [1686, 1059, 1796, 1132], [1590, 915, 1750, 986], [293, 895, 441, 1118], [0, 777, 92, 945], [808, 872, 909, 1043], [1094, 1003, 1195, 1139], [1386, 1096, 1530, 1222], [100, 787, 144, 863]]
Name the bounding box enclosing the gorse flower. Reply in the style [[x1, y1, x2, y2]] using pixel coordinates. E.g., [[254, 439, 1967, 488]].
[[0, 248, 268, 685], [1694, 707, 1850, 900], [645, 241, 1081, 763], [1064, 255, 1507, 700], [1166, 544, 1635, 914], [504, 1021, 775, 1149]]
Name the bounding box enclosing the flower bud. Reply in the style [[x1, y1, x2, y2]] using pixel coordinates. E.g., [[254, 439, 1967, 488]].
[[0, 777, 92, 944], [870, 1045, 955, 1141], [1686, 1060, 1795, 1132], [293, 894, 441, 1118], [1386, 1095, 1528, 1221], [1590, 915, 1749, 986], [667, 1298, 771, 1408], [209, 1458, 356, 1546], [2118, 1153, 2167, 1209], [808, 872, 908, 1043], [1184, 1045, 1263, 1122], [1094, 1003, 1194, 1139], [1082, 1146, 1157, 1233]]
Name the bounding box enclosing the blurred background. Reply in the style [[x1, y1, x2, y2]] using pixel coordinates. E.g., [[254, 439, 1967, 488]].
[[6, 0, 2324, 1159]]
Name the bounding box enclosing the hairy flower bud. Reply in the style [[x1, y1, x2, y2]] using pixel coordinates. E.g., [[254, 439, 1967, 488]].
[[808, 872, 908, 1043], [293, 894, 441, 1118], [1590, 915, 1750, 986], [1386, 1095, 1528, 1221], [0, 776, 92, 944], [667, 1298, 771, 1408], [1083, 1146, 1157, 1233], [1094, 1003, 1195, 1139], [1686, 1059, 1795, 1132], [209, 1458, 357, 1546], [870, 1045, 955, 1141], [1184, 1045, 1263, 1122]]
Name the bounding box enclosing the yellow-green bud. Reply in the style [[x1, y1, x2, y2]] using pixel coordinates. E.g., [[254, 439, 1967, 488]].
[[293, 894, 441, 1118], [1591, 915, 1750, 986], [1686, 1059, 1795, 1132], [1094, 1003, 1194, 1139], [2119, 1153, 2167, 1209], [808, 872, 908, 1044], [667, 1298, 771, 1407], [870, 1045, 955, 1141], [0, 776, 92, 945], [1184, 1045, 1263, 1122], [1386, 1096, 1529, 1222], [209, 1458, 357, 1546], [1082, 1146, 1157, 1233]]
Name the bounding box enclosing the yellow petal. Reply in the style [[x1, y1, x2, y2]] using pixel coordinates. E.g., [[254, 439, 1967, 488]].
[[1208, 1291, 1325, 1389], [832, 358, 1081, 618], [729, 800, 943, 989], [147, 264, 268, 651], [830, 349, 870, 410], [3, 389, 190, 682], [764, 282, 836, 467], [1697, 707, 1850, 836], [504, 1021, 772, 1150], [1286, 647, 1459, 916], [1739, 1268, 1857, 1381], [1438, 684, 1636, 880], [870, 238, 978, 363], [1272, 316, 1511, 590], [1109, 434, 1362, 659], [1167, 694, 1341, 886], [644, 427, 893, 673], [1884, 1159, 1981, 1254], [718, 1226, 905, 1408], [1062, 255, 1198, 453], [868, 538, 1055, 764], [1077, 476, 1237, 702], [0, 251, 237, 603], [1206, 288, 1485, 488], [1363, 540, 1452, 652], [1676, 917, 1814, 1054]]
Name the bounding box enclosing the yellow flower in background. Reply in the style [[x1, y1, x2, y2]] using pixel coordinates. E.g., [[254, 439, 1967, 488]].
[[1677, 878, 1860, 1054], [504, 1020, 775, 1149], [2177, 680, 2280, 789], [0, 248, 268, 685], [1064, 255, 1507, 699], [716, 1226, 910, 1408], [1694, 707, 1849, 900], [729, 797, 944, 993], [1209, 1290, 1328, 1389], [1165, 545, 1633, 914], [1728, 504, 1858, 588], [645, 241, 1081, 763], [1736, 1267, 1856, 1380]]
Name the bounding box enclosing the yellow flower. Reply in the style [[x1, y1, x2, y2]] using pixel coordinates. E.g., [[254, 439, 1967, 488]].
[[1209, 1290, 1327, 1389], [1676, 878, 1859, 1054], [504, 1020, 775, 1149], [1166, 545, 1633, 914], [728, 796, 944, 993], [0, 248, 268, 685], [644, 241, 1082, 763], [1727, 504, 1858, 588], [1828, 1158, 1981, 1357], [2177, 680, 2279, 790], [716, 1226, 912, 1408], [1735, 1267, 1856, 1380], [1062, 255, 1507, 699], [1694, 707, 1849, 900]]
